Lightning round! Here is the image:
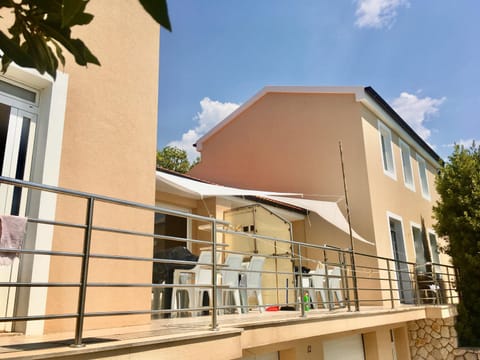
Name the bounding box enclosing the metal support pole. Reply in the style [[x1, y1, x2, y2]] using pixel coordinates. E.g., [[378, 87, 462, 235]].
[[71, 197, 95, 348], [341, 252, 351, 312], [386, 260, 394, 309], [339, 142, 359, 311], [210, 220, 219, 331], [298, 243, 306, 317]]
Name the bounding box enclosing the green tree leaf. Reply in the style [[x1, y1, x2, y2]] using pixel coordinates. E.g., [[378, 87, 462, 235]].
[[157, 146, 196, 173], [138, 0, 172, 31], [0, 31, 35, 70], [61, 0, 88, 28]]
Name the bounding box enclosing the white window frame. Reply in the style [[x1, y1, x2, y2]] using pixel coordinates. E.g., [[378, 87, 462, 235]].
[[399, 139, 415, 191], [386, 212, 407, 262], [427, 230, 441, 273], [378, 120, 396, 180], [416, 154, 430, 200], [410, 222, 427, 272], [0, 65, 68, 336]]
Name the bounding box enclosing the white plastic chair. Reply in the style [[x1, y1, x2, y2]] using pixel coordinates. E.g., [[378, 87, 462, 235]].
[[308, 263, 328, 309], [171, 251, 213, 315], [328, 266, 344, 307], [220, 253, 244, 313], [244, 256, 266, 313]]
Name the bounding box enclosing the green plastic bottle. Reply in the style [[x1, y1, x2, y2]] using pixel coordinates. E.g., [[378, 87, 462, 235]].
[[303, 292, 310, 311]]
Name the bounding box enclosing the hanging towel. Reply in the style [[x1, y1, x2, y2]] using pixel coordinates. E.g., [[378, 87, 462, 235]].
[[0, 215, 27, 265]]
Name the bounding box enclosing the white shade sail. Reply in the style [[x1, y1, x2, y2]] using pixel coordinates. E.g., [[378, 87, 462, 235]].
[[263, 196, 373, 245], [156, 170, 372, 245], [156, 171, 301, 199]]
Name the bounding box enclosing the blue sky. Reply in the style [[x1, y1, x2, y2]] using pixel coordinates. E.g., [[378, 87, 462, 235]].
[[158, 0, 480, 161]]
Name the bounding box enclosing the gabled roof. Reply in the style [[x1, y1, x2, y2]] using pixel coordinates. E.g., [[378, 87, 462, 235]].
[[194, 86, 442, 165]]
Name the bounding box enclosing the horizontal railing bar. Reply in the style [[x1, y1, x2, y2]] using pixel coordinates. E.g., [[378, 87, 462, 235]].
[[218, 229, 293, 245], [0, 282, 81, 287], [0, 248, 84, 258], [89, 252, 211, 266], [91, 225, 212, 246], [0, 313, 78, 322], [27, 218, 88, 230]]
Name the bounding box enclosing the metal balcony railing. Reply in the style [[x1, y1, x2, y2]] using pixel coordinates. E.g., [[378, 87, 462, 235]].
[[0, 176, 458, 348]]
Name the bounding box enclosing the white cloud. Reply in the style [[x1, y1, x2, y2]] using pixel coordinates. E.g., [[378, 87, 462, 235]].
[[168, 97, 240, 161], [391, 92, 446, 141], [442, 139, 479, 149], [355, 0, 409, 29]]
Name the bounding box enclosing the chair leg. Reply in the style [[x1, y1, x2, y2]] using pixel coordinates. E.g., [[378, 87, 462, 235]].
[[233, 290, 241, 314], [256, 290, 264, 313], [318, 290, 328, 309], [171, 289, 177, 317], [308, 289, 316, 309], [336, 290, 344, 307]]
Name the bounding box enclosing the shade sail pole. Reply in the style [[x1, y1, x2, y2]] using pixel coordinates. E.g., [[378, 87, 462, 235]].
[[339, 141, 360, 311]]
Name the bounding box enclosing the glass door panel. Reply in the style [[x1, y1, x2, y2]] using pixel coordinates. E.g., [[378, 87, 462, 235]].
[[389, 218, 414, 304], [0, 106, 36, 215], [0, 103, 36, 331]]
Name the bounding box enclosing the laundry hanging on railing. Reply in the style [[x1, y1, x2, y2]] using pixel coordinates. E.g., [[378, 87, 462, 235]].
[[0, 215, 27, 265]]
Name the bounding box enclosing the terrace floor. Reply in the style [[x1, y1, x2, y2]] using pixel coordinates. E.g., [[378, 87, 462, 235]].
[[0, 304, 457, 359]]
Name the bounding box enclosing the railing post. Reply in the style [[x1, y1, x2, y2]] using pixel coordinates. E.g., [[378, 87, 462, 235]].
[[432, 265, 440, 304], [323, 249, 333, 310], [297, 243, 306, 317], [210, 220, 219, 331], [71, 197, 95, 348], [341, 252, 351, 312], [386, 260, 394, 309], [446, 266, 453, 304], [349, 248, 360, 311], [413, 265, 421, 306]]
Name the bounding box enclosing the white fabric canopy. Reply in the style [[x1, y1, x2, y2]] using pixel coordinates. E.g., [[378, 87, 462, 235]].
[[264, 196, 373, 245], [156, 171, 301, 199], [156, 170, 372, 245]]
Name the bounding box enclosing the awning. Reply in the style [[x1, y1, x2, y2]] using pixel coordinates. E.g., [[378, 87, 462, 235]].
[[156, 170, 301, 199], [156, 170, 372, 245], [264, 196, 373, 245]]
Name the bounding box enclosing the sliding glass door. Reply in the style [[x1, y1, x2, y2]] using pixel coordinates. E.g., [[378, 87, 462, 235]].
[[0, 88, 37, 331]]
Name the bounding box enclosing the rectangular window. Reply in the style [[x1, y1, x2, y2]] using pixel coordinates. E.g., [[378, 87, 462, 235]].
[[0, 79, 37, 103], [428, 232, 441, 273], [399, 139, 415, 191], [416, 155, 430, 199], [378, 121, 396, 179], [412, 225, 427, 272]]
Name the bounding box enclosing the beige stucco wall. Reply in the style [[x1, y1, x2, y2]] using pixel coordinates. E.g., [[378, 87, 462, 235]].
[[361, 106, 441, 265], [190, 92, 376, 251], [44, 1, 159, 333]]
